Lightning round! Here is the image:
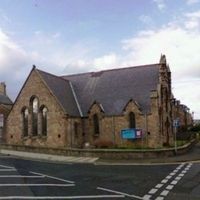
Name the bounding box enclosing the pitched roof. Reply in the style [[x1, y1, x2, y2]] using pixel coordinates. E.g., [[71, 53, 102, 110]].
[[36, 69, 80, 116], [0, 94, 13, 105], [62, 64, 160, 116]]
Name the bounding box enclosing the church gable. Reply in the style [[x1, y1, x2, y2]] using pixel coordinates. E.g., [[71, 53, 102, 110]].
[[6, 67, 69, 146]]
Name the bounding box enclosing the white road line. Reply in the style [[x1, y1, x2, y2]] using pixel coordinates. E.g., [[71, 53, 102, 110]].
[[0, 169, 17, 172], [0, 164, 14, 169], [97, 186, 143, 199], [160, 190, 169, 196], [175, 176, 182, 181], [0, 195, 124, 199], [144, 163, 186, 199], [0, 183, 75, 187], [149, 188, 158, 194], [166, 185, 174, 190], [30, 171, 74, 184], [143, 194, 152, 200], [0, 175, 44, 178], [171, 180, 178, 185], [155, 197, 164, 200], [155, 184, 163, 189], [178, 173, 184, 177], [161, 179, 168, 184]]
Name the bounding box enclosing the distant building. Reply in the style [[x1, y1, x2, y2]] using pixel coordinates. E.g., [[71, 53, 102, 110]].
[[6, 55, 192, 148], [0, 82, 13, 142], [171, 99, 193, 132]]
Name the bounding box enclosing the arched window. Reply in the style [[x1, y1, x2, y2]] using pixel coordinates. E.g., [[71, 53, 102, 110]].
[[22, 107, 29, 137], [93, 114, 100, 136], [129, 112, 136, 128], [41, 106, 48, 136], [30, 97, 39, 136]]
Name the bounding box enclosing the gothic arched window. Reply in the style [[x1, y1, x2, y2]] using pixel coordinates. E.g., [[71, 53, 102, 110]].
[[129, 112, 136, 128], [93, 114, 100, 136], [30, 97, 39, 136], [22, 107, 28, 137], [41, 106, 48, 136]]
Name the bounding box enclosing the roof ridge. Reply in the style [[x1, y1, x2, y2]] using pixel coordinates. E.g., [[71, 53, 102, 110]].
[[61, 63, 161, 77], [36, 68, 70, 83]]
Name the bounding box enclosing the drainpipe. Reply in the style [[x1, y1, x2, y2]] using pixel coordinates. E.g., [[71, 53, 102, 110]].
[[145, 113, 148, 146]]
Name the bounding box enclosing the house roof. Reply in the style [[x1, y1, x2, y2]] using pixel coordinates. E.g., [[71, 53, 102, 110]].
[[0, 94, 13, 105], [36, 69, 80, 116], [62, 64, 161, 116]]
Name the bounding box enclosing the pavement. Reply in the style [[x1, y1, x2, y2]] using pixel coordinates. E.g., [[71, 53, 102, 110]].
[[0, 142, 199, 165]]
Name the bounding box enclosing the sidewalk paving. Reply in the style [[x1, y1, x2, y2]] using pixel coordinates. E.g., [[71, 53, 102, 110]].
[[0, 142, 199, 165], [97, 142, 200, 165]]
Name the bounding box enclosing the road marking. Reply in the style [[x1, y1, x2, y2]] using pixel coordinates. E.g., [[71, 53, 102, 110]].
[[143, 194, 151, 200], [0, 195, 124, 199], [30, 171, 74, 184], [155, 197, 164, 200], [161, 179, 168, 184], [0, 175, 44, 178], [171, 180, 178, 185], [178, 173, 184, 177], [175, 176, 182, 181], [155, 184, 163, 189], [0, 169, 17, 171], [160, 190, 169, 196], [97, 186, 143, 199], [0, 164, 14, 169], [143, 163, 192, 200], [155, 163, 193, 199], [0, 183, 75, 187], [149, 188, 158, 194]]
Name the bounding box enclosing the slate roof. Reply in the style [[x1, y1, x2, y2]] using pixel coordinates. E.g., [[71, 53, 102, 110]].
[[36, 69, 80, 116], [0, 94, 13, 105], [62, 64, 160, 116]]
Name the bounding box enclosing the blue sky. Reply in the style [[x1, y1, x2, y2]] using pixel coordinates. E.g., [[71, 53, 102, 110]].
[[0, 0, 200, 118]]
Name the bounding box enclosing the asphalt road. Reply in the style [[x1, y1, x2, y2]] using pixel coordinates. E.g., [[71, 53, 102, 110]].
[[0, 156, 199, 199]]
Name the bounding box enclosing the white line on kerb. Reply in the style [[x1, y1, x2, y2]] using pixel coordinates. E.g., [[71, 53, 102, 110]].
[[97, 186, 143, 199], [30, 171, 74, 184], [0, 183, 75, 187], [0, 195, 124, 199]]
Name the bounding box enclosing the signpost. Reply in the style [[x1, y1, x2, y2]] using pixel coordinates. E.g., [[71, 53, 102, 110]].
[[173, 118, 180, 154]]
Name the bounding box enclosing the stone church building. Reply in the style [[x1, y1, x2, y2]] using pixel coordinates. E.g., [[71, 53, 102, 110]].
[[0, 83, 13, 142], [6, 55, 189, 148]]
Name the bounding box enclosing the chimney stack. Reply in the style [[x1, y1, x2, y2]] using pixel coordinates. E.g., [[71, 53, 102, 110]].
[[0, 82, 6, 95]]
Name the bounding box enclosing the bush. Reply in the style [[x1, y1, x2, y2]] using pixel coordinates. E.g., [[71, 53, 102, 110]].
[[190, 124, 200, 132], [94, 139, 114, 148]]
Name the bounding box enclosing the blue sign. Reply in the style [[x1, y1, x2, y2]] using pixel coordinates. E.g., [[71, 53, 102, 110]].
[[121, 129, 136, 139], [173, 119, 180, 127], [121, 129, 143, 139]]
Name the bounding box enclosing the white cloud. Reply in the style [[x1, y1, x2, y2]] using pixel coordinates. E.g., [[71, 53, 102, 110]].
[[184, 10, 200, 30], [186, 0, 199, 5], [139, 15, 154, 25], [1, 6, 200, 118], [153, 0, 166, 11]]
